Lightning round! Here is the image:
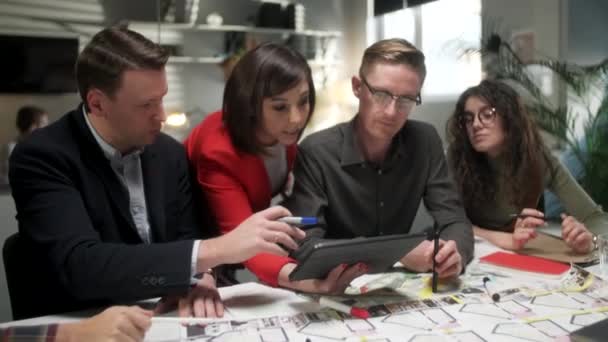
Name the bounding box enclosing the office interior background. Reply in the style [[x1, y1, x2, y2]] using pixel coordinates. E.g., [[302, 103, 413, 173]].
[[0, 0, 606, 322]]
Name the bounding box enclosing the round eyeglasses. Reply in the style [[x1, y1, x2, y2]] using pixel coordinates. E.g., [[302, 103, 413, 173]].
[[360, 76, 421, 112], [460, 106, 497, 127]]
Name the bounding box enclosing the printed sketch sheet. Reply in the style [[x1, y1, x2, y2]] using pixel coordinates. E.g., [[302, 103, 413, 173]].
[[145, 265, 608, 342]]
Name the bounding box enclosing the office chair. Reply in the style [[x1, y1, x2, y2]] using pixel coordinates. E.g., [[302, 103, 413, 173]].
[[2, 233, 74, 320], [3, 233, 37, 320]]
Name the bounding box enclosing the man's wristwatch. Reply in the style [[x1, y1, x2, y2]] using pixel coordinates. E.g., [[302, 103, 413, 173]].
[[592, 234, 599, 252], [191, 269, 215, 286]]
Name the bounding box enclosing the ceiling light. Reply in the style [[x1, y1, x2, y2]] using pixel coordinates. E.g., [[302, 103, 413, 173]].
[[166, 112, 187, 127]]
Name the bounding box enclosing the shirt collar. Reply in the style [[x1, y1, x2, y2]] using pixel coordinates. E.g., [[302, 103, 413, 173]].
[[339, 117, 365, 167], [82, 106, 143, 163], [339, 115, 406, 167]]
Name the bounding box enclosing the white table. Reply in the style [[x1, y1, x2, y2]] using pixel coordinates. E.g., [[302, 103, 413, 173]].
[[2, 239, 606, 342]]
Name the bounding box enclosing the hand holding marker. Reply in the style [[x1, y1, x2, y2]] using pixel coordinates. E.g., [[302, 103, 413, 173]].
[[270, 217, 316, 252], [509, 210, 547, 247], [509, 208, 547, 222]]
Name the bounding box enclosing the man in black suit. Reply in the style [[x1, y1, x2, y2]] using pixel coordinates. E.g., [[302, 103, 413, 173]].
[[8, 25, 304, 318]]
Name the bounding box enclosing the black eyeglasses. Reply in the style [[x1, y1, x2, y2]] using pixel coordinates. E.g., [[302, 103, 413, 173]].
[[360, 76, 421, 112], [459, 106, 497, 127]]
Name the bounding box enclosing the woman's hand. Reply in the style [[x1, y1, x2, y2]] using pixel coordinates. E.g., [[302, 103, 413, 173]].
[[155, 273, 224, 318], [561, 213, 593, 254], [511, 208, 545, 250], [278, 263, 368, 295], [57, 306, 152, 342], [400, 240, 462, 278]]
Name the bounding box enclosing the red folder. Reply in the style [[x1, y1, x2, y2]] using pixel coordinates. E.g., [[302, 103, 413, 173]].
[[479, 251, 570, 275]]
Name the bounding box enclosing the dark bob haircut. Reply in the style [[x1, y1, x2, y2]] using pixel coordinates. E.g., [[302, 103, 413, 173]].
[[222, 42, 315, 154]]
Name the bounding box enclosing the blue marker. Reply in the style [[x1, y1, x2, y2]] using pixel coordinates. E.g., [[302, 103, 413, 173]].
[[278, 216, 318, 226]]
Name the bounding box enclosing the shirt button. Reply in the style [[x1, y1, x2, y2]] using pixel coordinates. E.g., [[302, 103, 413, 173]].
[[378, 170, 383, 175], [379, 201, 384, 207]]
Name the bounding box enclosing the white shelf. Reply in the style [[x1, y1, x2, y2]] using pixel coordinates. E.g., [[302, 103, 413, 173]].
[[168, 56, 342, 66], [308, 59, 343, 68], [168, 56, 224, 64], [130, 21, 342, 38]]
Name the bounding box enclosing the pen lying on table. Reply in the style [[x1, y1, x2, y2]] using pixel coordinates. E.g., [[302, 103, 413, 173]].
[[319, 297, 370, 319], [298, 294, 370, 319], [151, 316, 231, 325]]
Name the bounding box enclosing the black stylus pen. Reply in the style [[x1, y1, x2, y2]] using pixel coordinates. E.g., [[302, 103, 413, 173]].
[[432, 235, 439, 292], [509, 213, 545, 219]]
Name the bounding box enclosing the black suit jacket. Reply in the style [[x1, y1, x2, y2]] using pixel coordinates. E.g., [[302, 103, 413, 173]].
[[9, 106, 208, 317]]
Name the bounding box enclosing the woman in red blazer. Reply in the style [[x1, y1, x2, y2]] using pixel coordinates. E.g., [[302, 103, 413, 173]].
[[185, 43, 366, 292]]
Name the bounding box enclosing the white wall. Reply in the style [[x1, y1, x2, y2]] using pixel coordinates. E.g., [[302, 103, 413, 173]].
[[410, 100, 457, 146], [482, 0, 564, 109], [566, 0, 608, 65], [481, 0, 607, 140], [564, 0, 608, 138], [482, 0, 562, 59]]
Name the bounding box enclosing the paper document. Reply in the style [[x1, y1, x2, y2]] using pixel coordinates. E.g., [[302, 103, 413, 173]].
[[519, 232, 596, 264]]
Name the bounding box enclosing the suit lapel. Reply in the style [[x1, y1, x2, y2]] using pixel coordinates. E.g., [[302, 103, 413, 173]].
[[70, 107, 140, 240], [96, 165, 139, 236], [141, 147, 166, 242]]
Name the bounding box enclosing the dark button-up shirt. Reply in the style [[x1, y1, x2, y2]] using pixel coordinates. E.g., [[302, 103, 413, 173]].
[[284, 117, 474, 264]]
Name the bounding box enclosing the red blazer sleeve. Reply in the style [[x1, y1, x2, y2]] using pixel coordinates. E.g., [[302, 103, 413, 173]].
[[185, 111, 296, 286]]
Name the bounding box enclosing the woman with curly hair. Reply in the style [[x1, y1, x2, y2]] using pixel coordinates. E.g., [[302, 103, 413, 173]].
[[446, 79, 607, 253]]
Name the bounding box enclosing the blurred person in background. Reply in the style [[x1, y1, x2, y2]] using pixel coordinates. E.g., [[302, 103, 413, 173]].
[[2, 105, 49, 184]]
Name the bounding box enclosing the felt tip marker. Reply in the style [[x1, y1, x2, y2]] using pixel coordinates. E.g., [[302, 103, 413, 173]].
[[278, 216, 318, 226]]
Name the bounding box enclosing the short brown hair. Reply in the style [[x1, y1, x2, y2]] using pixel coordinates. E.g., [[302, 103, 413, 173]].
[[222, 42, 315, 155], [75, 24, 169, 106], [359, 38, 426, 83]]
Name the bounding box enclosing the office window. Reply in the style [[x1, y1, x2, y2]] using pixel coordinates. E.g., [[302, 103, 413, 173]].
[[381, 8, 415, 44], [370, 0, 482, 98]]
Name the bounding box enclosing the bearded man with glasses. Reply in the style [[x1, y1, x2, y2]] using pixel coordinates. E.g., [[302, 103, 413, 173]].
[[282, 38, 473, 293]]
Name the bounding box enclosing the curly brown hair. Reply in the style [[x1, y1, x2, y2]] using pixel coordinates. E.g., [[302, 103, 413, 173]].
[[446, 80, 552, 216]]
